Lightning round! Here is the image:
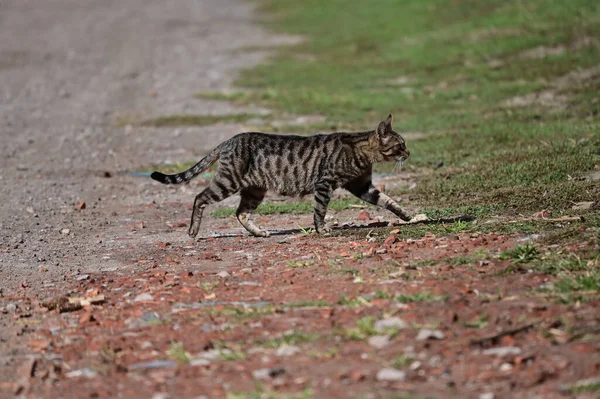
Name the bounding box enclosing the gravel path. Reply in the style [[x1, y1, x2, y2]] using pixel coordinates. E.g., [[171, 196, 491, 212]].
[[0, 0, 293, 292]]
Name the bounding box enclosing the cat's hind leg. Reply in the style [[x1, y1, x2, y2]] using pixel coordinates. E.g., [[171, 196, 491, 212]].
[[236, 187, 269, 237], [188, 179, 239, 238]]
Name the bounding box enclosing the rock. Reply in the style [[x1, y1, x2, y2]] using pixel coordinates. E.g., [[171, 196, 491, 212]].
[[252, 368, 271, 380], [76, 274, 89, 281], [240, 267, 253, 274], [572, 201, 594, 210], [368, 335, 391, 349], [65, 368, 98, 378], [358, 211, 371, 221], [133, 293, 154, 302], [479, 393, 494, 399], [216, 271, 230, 278], [60, 228, 71, 235], [416, 329, 445, 341], [376, 368, 406, 382], [189, 358, 211, 367], [500, 363, 513, 371], [482, 346, 522, 356], [275, 344, 301, 357], [6, 303, 17, 313], [128, 360, 177, 370], [374, 317, 408, 332]]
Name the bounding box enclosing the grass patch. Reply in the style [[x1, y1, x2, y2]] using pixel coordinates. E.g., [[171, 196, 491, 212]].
[[204, 0, 600, 246], [141, 113, 265, 127], [166, 341, 189, 363], [343, 316, 378, 341], [212, 198, 362, 218], [499, 243, 539, 263], [260, 331, 318, 348], [395, 292, 448, 303]]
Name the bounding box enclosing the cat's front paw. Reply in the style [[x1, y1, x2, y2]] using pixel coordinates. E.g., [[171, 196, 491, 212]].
[[400, 213, 412, 222]]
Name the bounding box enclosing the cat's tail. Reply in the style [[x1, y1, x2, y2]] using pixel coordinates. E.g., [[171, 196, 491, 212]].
[[150, 146, 221, 185]]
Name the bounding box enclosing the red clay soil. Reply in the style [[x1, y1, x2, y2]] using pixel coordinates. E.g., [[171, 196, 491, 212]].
[[2, 206, 599, 399]]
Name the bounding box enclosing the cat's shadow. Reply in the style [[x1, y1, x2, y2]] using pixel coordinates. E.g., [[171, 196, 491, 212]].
[[197, 214, 474, 240]]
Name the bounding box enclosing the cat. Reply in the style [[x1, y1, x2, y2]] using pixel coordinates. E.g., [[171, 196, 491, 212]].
[[151, 114, 412, 237]]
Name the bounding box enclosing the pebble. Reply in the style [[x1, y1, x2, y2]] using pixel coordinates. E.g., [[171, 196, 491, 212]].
[[482, 346, 522, 356], [216, 271, 230, 278], [76, 274, 90, 281], [275, 344, 301, 357], [479, 393, 494, 399], [65, 368, 98, 378], [189, 358, 211, 367], [128, 360, 177, 370], [368, 335, 391, 349], [376, 368, 406, 382], [240, 267, 253, 274], [6, 303, 17, 313], [60, 228, 71, 235], [374, 317, 408, 332], [133, 293, 154, 302], [416, 329, 445, 341], [251, 367, 284, 380], [500, 363, 513, 371]]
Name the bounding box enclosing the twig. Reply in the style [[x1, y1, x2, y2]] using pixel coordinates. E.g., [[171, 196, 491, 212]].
[[469, 319, 542, 347]]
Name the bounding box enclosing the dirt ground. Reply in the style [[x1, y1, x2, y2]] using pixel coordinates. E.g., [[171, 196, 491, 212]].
[[1, 1, 599, 398]]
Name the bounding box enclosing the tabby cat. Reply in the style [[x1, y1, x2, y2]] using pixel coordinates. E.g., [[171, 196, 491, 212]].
[[151, 114, 412, 237]]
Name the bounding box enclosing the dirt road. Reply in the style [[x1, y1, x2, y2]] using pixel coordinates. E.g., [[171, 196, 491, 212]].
[[0, 0, 287, 291]]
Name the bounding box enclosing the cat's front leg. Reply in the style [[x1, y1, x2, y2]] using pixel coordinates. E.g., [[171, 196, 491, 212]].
[[313, 182, 333, 234], [345, 181, 412, 222]]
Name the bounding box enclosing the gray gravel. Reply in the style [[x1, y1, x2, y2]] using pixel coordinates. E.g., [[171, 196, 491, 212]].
[[0, 0, 296, 291]]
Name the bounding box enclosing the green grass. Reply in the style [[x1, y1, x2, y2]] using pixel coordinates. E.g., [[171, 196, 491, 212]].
[[198, 0, 599, 234], [212, 198, 362, 218], [395, 292, 449, 303], [166, 341, 190, 363], [499, 243, 539, 263], [260, 331, 318, 348], [141, 113, 266, 127]]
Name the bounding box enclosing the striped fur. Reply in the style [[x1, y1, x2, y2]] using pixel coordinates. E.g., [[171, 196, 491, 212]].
[[151, 114, 411, 237]]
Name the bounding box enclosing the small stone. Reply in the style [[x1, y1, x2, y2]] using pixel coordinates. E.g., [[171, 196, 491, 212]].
[[416, 329, 445, 341], [252, 368, 271, 380], [189, 358, 211, 367], [26, 207, 35, 214], [275, 344, 300, 357], [151, 393, 169, 399], [133, 293, 154, 302], [368, 335, 391, 349], [482, 346, 522, 356], [216, 271, 230, 278], [479, 393, 494, 399], [374, 317, 408, 332], [499, 363, 513, 371], [65, 368, 98, 378], [376, 368, 406, 382], [6, 303, 17, 313], [76, 275, 90, 281], [60, 228, 71, 235], [240, 267, 253, 274], [572, 201, 594, 210], [128, 360, 177, 370]]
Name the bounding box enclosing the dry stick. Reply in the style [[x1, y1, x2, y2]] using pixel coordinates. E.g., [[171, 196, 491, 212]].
[[469, 319, 542, 347]]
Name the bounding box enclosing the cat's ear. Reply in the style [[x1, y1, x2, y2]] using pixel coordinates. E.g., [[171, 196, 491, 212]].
[[377, 114, 393, 136]]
